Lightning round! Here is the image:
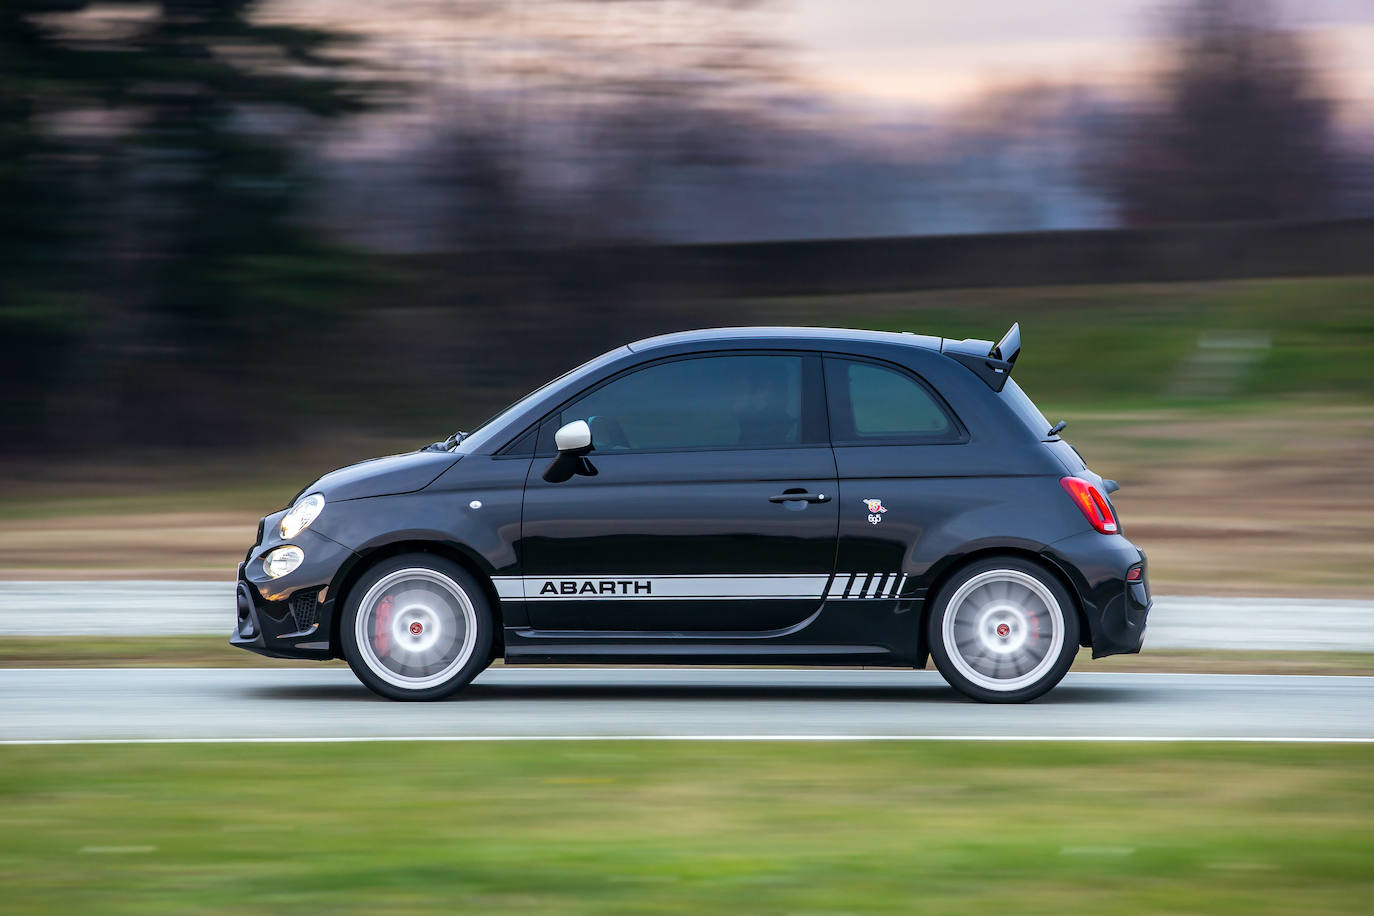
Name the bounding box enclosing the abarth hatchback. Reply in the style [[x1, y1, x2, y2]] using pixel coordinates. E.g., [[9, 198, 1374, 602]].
[[233, 325, 1150, 702]]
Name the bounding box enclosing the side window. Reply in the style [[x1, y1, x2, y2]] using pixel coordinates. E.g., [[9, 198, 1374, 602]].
[[824, 357, 958, 443], [559, 354, 807, 452]]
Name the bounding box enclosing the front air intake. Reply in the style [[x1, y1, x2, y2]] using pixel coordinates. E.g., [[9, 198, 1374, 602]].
[[288, 590, 320, 631]]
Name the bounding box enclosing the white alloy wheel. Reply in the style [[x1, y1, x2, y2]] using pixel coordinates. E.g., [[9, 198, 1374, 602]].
[[929, 558, 1079, 703], [345, 562, 489, 698]]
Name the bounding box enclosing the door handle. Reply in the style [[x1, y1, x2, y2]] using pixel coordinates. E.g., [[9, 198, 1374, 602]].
[[769, 491, 830, 504]]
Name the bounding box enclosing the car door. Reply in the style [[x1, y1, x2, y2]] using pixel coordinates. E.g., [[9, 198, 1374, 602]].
[[517, 351, 839, 632], [823, 354, 969, 603]]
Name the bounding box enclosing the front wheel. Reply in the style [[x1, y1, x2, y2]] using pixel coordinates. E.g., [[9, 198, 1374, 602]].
[[340, 554, 493, 701], [928, 557, 1079, 703]]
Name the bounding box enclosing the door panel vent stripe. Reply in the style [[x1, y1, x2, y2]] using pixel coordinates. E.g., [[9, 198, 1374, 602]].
[[834, 572, 912, 600]]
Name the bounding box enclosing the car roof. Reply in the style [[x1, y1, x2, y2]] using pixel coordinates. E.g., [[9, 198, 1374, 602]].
[[626, 327, 944, 353]]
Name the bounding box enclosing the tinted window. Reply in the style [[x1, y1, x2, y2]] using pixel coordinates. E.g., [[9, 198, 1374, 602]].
[[825, 358, 956, 442], [561, 355, 805, 451]]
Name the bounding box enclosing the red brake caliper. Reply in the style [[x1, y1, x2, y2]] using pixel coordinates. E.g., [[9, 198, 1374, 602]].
[[375, 595, 394, 656]]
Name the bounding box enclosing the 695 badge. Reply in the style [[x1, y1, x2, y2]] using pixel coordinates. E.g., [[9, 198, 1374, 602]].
[[863, 498, 888, 525]]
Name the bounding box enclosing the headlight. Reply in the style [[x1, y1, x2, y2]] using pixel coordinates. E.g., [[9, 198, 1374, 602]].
[[263, 546, 304, 579], [280, 493, 325, 539]]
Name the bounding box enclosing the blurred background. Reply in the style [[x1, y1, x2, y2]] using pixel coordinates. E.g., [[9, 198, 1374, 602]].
[[3, 6, 1374, 911], [2, 0, 1372, 596]]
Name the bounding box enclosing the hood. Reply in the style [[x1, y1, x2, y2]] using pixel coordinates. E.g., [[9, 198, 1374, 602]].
[[303, 451, 461, 502]]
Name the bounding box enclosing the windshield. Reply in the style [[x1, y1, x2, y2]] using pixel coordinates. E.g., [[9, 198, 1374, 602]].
[[1000, 378, 1053, 439], [455, 346, 632, 453]]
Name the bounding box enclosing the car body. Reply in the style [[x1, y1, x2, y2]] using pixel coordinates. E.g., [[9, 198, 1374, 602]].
[[232, 325, 1150, 702]]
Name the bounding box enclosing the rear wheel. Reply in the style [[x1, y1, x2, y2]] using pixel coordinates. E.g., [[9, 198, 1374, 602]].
[[928, 557, 1079, 703], [340, 554, 493, 701]]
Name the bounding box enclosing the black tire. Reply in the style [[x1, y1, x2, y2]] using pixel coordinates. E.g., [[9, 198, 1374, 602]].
[[339, 553, 493, 701], [927, 556, 1080, 703]]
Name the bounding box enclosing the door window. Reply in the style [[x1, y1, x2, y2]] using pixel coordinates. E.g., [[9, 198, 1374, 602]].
[[559, 354, 808, 452], [825, 357, 958, 443]]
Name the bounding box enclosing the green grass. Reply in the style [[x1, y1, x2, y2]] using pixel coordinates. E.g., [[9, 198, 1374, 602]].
[[0, 636, 344, 668], [1, 742, 1371, 912]]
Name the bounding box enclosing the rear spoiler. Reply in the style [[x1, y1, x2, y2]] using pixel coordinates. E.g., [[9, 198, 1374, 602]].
[[939, 323, 1021, 392]]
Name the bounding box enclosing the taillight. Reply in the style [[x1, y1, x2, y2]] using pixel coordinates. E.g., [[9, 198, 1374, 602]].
[[1060, 476, 1119, 535]]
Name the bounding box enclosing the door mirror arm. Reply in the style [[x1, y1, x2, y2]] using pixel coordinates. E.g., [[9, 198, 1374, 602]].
[[542, 420, 597, 483]]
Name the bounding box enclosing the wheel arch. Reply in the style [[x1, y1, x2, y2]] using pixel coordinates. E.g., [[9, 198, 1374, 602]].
[[916, 546, 1090, 662], [327, 539, 505, 660]]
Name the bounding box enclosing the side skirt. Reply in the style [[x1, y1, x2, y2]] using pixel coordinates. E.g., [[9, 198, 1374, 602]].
[[500, 597, 925, 667]]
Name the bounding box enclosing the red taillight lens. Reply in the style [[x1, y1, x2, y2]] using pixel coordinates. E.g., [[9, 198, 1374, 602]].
[[1126, 565, 1143, 582], [1060, 476, 1119, 535]]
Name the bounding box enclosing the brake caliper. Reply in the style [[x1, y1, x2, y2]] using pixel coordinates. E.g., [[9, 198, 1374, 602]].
[[375, 594, 394, 656]]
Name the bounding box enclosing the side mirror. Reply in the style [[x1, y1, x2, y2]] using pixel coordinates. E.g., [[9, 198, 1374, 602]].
[[542, 420, 597, 483], [554, 419, 592, 453]]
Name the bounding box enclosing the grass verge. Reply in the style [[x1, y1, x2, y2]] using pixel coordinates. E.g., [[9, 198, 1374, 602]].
[[2, 636, 1372, 676], [1, 741, 1371, 912], [0, 636, 345, 669]]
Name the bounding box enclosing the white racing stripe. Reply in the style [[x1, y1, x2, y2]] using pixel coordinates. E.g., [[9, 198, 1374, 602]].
[[493, 573, 909, 601], [493, 574, 832, 601]]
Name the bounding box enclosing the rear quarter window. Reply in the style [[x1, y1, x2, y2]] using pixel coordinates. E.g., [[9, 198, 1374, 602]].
[[824, 356, 961, 444]]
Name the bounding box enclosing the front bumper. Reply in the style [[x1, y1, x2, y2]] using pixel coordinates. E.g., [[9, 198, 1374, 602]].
[[1042, 530, 1151, 658], [231, 523, 354, 660]]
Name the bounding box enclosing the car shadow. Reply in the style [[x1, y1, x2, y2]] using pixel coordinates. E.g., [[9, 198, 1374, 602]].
[[458, 682, 1128, 705], [242, 680, 1129, 705]]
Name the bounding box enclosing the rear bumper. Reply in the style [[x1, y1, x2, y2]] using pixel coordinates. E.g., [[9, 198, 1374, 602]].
[[1042, 531, 1151, 658]]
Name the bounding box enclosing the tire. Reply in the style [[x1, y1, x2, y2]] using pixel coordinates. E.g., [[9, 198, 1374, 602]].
[[340, 553, 493, 701], [927, 556, 1080, 703]]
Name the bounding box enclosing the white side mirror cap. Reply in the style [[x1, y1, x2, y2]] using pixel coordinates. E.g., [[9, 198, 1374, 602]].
[[554, 419, 592, 452]]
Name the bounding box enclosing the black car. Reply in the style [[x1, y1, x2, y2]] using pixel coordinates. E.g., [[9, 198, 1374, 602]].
[[233, 325, 1150, 702]]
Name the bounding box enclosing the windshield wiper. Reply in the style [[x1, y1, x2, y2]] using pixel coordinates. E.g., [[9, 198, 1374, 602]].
[[423, 430, 468, 452]]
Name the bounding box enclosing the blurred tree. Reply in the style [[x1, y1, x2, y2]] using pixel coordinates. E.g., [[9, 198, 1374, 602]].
[[93, 0, 380, 446], [1095, 0, 1342, 224], [372, 0, 801, 248], [0, 2, 101, 442], [1, 0, 381, 449]]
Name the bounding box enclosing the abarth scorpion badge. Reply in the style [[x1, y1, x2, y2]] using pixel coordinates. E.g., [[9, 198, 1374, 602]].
[[863, 498, 887, 525]]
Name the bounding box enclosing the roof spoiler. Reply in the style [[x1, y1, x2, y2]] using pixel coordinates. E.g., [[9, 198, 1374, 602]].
[[939, 322, 1021, 392]]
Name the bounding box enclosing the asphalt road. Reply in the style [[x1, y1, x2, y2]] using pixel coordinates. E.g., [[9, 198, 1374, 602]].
[[3, 668, 1372, 743], [4, 581, 1374, 650]]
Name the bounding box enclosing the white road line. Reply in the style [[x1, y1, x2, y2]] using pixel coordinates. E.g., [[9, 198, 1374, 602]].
[[4, 735, 1374, 746]]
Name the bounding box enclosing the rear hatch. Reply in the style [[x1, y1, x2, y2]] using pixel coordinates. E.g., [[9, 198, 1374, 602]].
[[999, 378, 1122, 522], [940, 323, 1123, 525]]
